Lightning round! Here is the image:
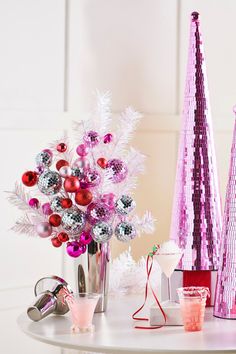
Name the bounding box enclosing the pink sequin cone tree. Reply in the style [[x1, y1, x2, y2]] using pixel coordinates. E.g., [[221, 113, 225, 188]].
[[170, 12, 222, 270], [214, 108, 236, 319]]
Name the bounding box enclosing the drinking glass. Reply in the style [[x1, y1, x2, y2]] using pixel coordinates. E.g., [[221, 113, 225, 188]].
[[177, 286, 209, 332]]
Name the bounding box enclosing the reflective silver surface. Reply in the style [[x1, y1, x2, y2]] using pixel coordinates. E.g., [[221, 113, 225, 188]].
[[77, 240, 110, 312]]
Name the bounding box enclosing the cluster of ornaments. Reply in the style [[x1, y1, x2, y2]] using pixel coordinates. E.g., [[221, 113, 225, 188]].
[[21, 131, 137, 258]]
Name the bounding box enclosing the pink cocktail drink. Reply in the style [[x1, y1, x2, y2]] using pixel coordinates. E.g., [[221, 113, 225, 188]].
[[65, 293, 100, 333], [177, 287, 209, 332]]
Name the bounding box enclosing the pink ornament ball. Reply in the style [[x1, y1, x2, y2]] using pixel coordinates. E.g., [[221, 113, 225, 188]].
[[29, 198, 39, 209], [101, 193, 116, 210], [87, 202, 113, 225], [66, 241, 86, 258], [36, 222, 52, 238], [103, 133, 113, 144], [42, 203, 53, 215], [80, 231, 93, 245], [76, 143, 89, 157]]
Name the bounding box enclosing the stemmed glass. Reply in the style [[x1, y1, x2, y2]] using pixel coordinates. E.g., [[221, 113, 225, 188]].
[[155, 251, 183, 303]]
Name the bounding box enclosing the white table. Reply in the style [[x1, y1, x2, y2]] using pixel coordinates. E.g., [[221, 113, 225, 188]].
[[17, 295, 236, 353]]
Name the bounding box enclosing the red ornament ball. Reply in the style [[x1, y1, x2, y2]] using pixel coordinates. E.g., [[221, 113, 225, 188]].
[[22, 171, 38, 187], [75, 189, 93, 206], [97, 157, 107, 169], [49, 214, 61, 227], [58, 232, 69, 243], [57, 142, 67, 153], [64, 176, 80, 193], [56, 159, 69, 171], [61, 198, 73, 209], [51, 237, 62, 248]]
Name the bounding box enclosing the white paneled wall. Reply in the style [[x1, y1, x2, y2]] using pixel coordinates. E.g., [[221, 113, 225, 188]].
[[0, 1, 235, 353]]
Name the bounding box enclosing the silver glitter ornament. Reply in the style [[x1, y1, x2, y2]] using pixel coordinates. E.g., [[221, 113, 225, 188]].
[[115, 222, 136, 242], [91, 222, 113, 243], [36, 151, 52, 167], [115, 195, 136, 215], [71, 166, 84, 178], [50, 196, 63, 212], [38, 170, 62, 195], [61, 207, 86, 235]]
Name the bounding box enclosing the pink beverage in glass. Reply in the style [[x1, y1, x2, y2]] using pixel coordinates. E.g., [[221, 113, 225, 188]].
[[177, 287, 209, 332], [65, 293, 100, 333]]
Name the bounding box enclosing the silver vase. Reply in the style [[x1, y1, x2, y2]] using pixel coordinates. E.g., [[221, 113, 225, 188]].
[[76, 240, 110, 312]]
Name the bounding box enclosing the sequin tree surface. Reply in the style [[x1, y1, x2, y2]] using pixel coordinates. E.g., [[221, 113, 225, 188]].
[[170, 12, 222, 270], [214, 108, 236, 319], [8, 93, 155, 258]]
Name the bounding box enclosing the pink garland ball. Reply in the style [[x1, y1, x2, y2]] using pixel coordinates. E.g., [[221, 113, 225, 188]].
[[28, 198, 39, 209], [87, 202, 113, 225], [42, 203, 53, 215], [36, 222, 52, 238], [66, 241, 86, 258], [73, 157, 90, 170], [83, 130, 100, 148], [80, 231, 93, 245], [101, 193, 116, 210], [103, 133, 113, 144], [76, 143, 89, 157], [106, 159, 128, 183]]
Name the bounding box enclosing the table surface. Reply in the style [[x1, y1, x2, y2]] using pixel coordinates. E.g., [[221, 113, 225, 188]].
[[17, 295, 236, 354]]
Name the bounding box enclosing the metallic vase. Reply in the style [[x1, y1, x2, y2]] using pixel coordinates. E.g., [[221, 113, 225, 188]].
[[76, 240, 110, 312], [170, 12, 222, 270]]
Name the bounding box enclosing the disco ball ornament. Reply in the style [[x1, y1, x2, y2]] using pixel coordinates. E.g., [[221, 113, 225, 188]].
[[115, 222, 137, 242], [87, 202, 113, 225], [61, 207, 86, 235], [71, 166, 83, 178], [50, 196, 63, 212], [83, 130, 100, 147], [38, 170, 62, 195], [36, 150, 52, 167], [91, 222, 113, 243], [84, 169, 101, 188], [115, 195, 136, 215], [106, 159, 128, 183], [66, 241, 86, 258]]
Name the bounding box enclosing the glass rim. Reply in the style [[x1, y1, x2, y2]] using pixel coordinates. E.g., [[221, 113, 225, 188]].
[[177, 286, 210, 298], [154, 252, 183, 256]]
